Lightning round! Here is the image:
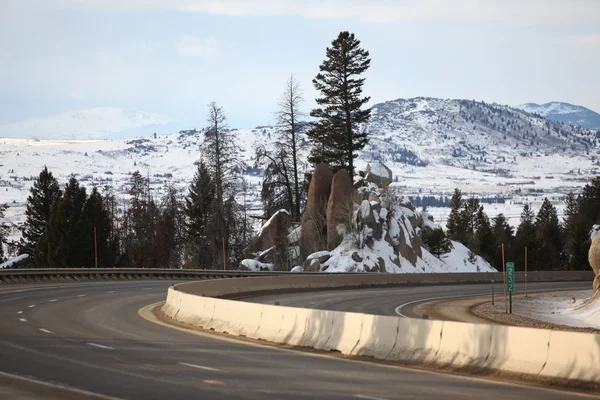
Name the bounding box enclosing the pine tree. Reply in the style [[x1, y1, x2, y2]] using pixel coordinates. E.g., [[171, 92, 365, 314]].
[[81, 187, 115, 267], [422, 227, 453, 258], [155, 182, 185, 268], [446, 188, 464, 241], [492, 213, 514, 268], [534, 198, 563, 270], [46, 176, 88, 267], [275, 75, 305, 220], [307, 31, 371, 176], [514, 204, 537, 271], [20, 166, 61, 265], [474, 207, 496, 264], [184, 162, 217, 269]]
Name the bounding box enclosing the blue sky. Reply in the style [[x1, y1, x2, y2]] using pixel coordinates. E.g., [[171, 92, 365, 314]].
[[1, 0, 599, 128]]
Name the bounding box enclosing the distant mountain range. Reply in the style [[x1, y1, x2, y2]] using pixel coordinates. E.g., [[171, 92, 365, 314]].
[[516, 102, 600, 130], [0, 107, 184, 140]]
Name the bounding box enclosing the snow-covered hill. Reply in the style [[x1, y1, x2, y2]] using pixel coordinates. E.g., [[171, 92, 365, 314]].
[[516, 102, 600, 130], [0, 107, 183, 140], [2, 97, 600, 234]]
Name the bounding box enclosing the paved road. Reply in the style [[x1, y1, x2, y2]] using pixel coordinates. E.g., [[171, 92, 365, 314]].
[[244, 281, 592, 318], [0, 281, 595, 399]]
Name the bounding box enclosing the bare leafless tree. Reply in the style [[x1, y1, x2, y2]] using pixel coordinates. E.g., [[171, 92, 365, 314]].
[[275, 75, 305, 221]]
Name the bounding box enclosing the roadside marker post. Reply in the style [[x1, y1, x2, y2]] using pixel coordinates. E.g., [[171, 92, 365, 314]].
[[506, 261, 515, 314], [491, 279, 495, 306], [502, 243, 507, 313], [525, 246, 528, 298]]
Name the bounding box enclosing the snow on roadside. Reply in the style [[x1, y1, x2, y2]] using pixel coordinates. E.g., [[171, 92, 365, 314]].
[[495, 289, 600, 329]]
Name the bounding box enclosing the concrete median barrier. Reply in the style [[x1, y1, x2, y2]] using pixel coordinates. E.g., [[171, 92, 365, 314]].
[[161, 273, 600, 385]]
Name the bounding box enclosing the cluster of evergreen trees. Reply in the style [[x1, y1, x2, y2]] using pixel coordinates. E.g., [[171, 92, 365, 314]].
[[424, 183, 600, 272]]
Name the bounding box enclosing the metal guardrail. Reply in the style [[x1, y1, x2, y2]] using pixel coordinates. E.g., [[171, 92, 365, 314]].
[[0, 268, 593, 285], [0, 268, 316, 284]]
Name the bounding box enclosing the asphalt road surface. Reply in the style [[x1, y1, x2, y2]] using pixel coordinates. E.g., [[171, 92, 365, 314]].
[[244, 281, 592, 318], [0, 281, 595, 399]]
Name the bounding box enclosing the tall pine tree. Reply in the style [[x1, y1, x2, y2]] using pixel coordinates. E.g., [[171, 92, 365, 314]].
[[20, 166, 61, 265], [46, 176, 88, 267], [492, 213, 514, 268], [514, 204, 537, 271], [307, 31, 371, 176], [446, 188, 464, 242], [184, 162, 218, 269], [534, 198, 563, 270]]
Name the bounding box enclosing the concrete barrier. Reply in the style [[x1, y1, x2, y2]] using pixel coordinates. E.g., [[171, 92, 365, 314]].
[[160, 272, 600, 385]]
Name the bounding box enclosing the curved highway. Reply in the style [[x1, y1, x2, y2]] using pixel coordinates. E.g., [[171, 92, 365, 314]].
[[244, 281, 592, 318], [0, 281, 595, 399]]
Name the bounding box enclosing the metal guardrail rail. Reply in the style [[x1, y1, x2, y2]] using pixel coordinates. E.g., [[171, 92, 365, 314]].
[[0, 268, 593, 285], [0, 268, 315, 284]]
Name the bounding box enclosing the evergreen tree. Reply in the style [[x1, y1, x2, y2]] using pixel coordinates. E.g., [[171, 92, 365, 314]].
[[81, 187, 115, 267], [460, 196, 481, 247], [474, 207, 496, 264], [307, 31, 371, 176], [46, 176, 88, 267], [492, 213, 514, 268], [446, 188, 464, 241], [534, 198, 563, 270], [20, 166, 61, 265], [562, 192, 590, 271], [514, 204, 537, 271], [155, 182, 185, 268], [184, 162, 218, 269], [422, 227, 453, 258]]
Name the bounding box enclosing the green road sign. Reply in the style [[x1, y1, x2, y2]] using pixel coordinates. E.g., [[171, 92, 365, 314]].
[[506, 262, 515, 293]]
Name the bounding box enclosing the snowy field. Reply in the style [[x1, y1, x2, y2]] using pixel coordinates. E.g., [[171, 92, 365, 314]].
[[484, 289, 600, 329]]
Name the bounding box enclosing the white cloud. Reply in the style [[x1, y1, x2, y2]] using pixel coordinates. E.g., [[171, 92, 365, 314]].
[[174, 35, 217, 57], [8, 0, 600, 24]]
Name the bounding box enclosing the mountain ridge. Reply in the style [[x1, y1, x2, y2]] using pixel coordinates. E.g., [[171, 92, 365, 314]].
[[515, 101, 600, 130]]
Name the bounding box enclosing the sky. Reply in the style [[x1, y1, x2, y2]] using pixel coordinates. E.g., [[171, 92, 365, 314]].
[[1, 0, 599, 129]]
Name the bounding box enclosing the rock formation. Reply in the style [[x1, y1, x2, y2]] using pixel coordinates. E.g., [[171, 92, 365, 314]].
[[588, 225, 600, 293], [365, 163, 393, 189], [326, 169, 353, 250], [300, 163, 334, 259]]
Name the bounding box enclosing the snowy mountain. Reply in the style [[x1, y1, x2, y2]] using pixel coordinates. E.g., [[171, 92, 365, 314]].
[[365, 97, 598, 170], [516, 102, 600, 130], [2, 97, 600, 238], [0, 107, 183, 140]]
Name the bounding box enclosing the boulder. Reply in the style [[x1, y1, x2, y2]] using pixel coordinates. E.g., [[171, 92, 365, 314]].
[[589, 228, 600, 276], [368, 192, 380, 204], [300, 164, 334, 258], [351, 251, 363, 262], [365, 163, 393, 189], [326, 169, 354, 250], [245, 210, 291, 254]]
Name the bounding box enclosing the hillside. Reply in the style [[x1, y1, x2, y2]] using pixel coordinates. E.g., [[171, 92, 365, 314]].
[[2, 97, 600, 234], [0, 108, 183, 140], [516, 102, 600, 130]]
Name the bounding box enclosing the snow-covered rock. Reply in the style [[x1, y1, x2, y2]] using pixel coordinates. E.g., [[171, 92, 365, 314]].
[[239, 259, 274, 271]]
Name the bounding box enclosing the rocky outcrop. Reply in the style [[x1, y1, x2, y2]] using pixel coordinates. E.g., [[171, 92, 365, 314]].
[[365, 163, 393, 189], [245, 210, 291, 255], [326, 169, 353, 250], [300, 164, 334, 259], [588, 226, 600, 293]]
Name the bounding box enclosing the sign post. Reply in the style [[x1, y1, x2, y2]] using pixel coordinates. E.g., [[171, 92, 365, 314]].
[[502, 244, 507, 313], [506, 261, 515, 314]]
